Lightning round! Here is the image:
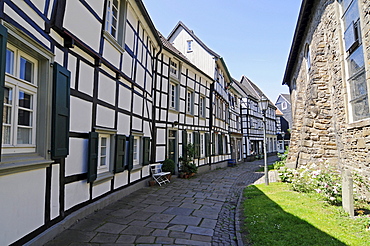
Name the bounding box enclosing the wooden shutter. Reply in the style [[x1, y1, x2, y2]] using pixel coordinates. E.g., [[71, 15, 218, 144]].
[[212, 133, 215, 155], [114, 134, 126, 173], [193, 132, 200, 159], [143, 137, 150, 165], [127, 135, 134, 171], [218, 134, 223, 155], [205, 133, 210, 157], [0, 24, 7, 161], [51, 62, 71, 159], [182, 130, 187, 157], [87, 132, 99, 183]]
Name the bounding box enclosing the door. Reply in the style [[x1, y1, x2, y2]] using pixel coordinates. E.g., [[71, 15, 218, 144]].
[[168, 130, 177, 172]]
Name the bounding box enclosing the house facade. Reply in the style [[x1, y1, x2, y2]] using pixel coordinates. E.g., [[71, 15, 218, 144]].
[[275, 93, 292, 150], [283, 0, 370, 198], [0, 1, 278, 245], [168, 21, 232, 167]]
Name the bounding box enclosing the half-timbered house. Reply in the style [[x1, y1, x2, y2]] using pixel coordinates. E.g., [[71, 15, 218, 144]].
[[154, 33, 212, 172], [167, 21, 232, 167], [0, 0, 161, 245]]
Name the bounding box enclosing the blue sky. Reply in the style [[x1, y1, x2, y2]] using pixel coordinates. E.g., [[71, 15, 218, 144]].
[[142, 0, 302, 102]]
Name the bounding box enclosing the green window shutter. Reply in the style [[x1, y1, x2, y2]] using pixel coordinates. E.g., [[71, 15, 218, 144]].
[[205, 133, 210, 157], [0, 25, 7, 161], [143, 137, 150, 165], [194, 132, 200, 159], [51, 62, 71, 159], [114, 134, 126, 173], [212, 133, 215, 156], [87, 132, 99, 183], [182, 130, 187, 157], [127, 135, 134, 171], [218, 134, 223, 155]]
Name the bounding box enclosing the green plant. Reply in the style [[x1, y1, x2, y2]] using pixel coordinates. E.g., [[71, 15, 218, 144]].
[[179, 143, 198, 174], [162, 158, 175, 174]]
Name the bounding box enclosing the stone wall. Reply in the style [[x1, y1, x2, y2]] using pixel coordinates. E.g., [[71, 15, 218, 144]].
[[287, 0, 370, 199]]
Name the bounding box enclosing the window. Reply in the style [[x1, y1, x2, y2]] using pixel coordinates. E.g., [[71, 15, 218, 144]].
[[200, 133, 204, 157], [282, 101, 287, 110], [170, 59, 179, 78], [188, 132, 192, 144], [187, 90, 194, 114], [133, 136, 140, 166], [340, 0, 369, 121], [98, 134, 111, 173], [187, 40, 193, 52], [3, 45, 38, 152], [169, 82, 178, 110], [104, 0, 126, 49], [105, 0, 119, 38], [199, 96, 205, 117], [304, 44, 311, 71]]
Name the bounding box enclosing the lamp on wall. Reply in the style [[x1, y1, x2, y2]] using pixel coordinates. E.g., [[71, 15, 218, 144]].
[[258, 95, 269, 185], [281, 131, 285, 151]]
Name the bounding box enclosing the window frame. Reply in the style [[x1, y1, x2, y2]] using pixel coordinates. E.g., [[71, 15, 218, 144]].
[[187, 40, 193, 52], [186, 89, 194, 115], [97, 133, 111, 174], [169, 81, 179, 110], [199, 95, 205, 118]]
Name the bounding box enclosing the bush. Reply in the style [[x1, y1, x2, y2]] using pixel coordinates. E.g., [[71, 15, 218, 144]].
[[162, 158, 175, 174]]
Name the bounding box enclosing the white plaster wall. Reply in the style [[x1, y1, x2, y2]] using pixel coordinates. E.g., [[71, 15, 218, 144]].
[[103, 41, 121, 69], [64, 0, 101, 51], [84, 0, 104, 17], [157, 128, 166, 144], [98, 73, 116, 106], [133, 94, 143, 115], [65, 138, 88, 176], [122, 52, 133, 77], [79, 61, 94, 96], [54, 46, 64, 66], [142, 165, 150, 177], [130, 170, 141, 182], [51, 164, 60, 220], [168, 113, 177, 122], [119, 85, 132, 111], [143, 121, 151, 136], [96, 105, 115, 128], [65, 181, 89, 210], [114, 171, 128, 189], [132, 116, 142, 132], [117, 113, 130, 135], [0, 169, 45, 246], [68, 54, 77, 89], [156, 146, 165, 162], [92, 181, 111, 199], [136, 66, 145, 88], [70, 96, 92, 132], [4, 3, 49, 47]]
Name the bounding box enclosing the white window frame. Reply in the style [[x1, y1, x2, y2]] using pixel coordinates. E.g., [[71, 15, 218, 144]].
[[188, 132, 192, 144], [199, 95, 205, 117], [187, 40, 193, 52], [105, 0, 120, 39], [169, 81, 179, 110], [187, 89, 194, 115], [200, 133, 205, 157], [3, 44, 38, 153], [133, 135, 141, 167], [97, 134, 111, 174], [170, 59, 179, 78]]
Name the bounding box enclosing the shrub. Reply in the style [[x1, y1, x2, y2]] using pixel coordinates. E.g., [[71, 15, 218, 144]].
[[162, 158, 175, 174]]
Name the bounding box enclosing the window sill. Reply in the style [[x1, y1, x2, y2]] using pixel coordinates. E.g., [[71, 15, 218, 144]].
[[186, 113, 195, 117], [348, 118, 370, 129], [103, 31, 125, 54], [94, 171, 114, 185], [131, 165, 142, 172], [168, 108, 179, 113], [0, 153, 52, 176]]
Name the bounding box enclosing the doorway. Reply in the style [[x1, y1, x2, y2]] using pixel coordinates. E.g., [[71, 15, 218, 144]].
[[168, 130, 178, 172]]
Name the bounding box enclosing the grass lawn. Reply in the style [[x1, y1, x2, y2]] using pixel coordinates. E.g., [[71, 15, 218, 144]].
[[242, 182, 370, 246]]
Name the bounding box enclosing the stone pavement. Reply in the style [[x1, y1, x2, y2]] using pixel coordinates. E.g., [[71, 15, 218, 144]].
[[45, 156, 279, 246]]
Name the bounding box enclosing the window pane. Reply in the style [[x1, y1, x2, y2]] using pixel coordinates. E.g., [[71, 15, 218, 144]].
[[20, 57, 34, 83], [19, 91, 32, 109], [2, 125, 11, 144], [352, 96, 370, 121], [347, 46, 365, 77], [343, 0, 359, 29], [4, 87, 12, 105], [100, 156, 106, 166], [17, 127, 32, 144], [6, 49, 14, 74], [3, 106, 12, 124], [18, 109, 32, 126]]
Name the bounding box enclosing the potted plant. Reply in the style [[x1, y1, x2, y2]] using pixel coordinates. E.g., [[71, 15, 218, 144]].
[[179, 143, 198, 178], [162, 158, 175, 180]]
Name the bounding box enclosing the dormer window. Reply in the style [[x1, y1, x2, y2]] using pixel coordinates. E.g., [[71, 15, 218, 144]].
[[170, 59, 179, 78], [187, 40, 193, 52]]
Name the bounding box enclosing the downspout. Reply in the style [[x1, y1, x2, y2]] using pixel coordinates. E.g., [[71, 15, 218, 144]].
[[151, 44, 162, 164]]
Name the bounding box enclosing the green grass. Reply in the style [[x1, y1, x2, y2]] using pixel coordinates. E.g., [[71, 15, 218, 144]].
[[242, 183, 370, 246], [255, 164, 275, 172]]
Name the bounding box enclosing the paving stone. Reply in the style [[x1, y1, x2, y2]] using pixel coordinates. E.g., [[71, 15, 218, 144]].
[[166, 224, 187, 232], [116, 235, 136, 243], [69, 219, 101, 232], [151, 229, 170, 237], [192, 209, 219, 220], [191, 234, 212, 242], [168, 231, 191, 239], [145, 204, 168, 213], [134, 236, 155, 244], [120, 225, 154, 235], [185, 226, 214, 236], [163, 207, 194, 216], [200, 218, 217, 229], [175, 238, 212, 246], [90, 232, 119, 243], [148, 213, 175, 223], [128, 220, 149, 227], [95, 222, 127, 234], [170, 215, 202, 226], [180, 202, 202, 210], [146, 221, 168, 229], [155, 236, 175, 244]]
